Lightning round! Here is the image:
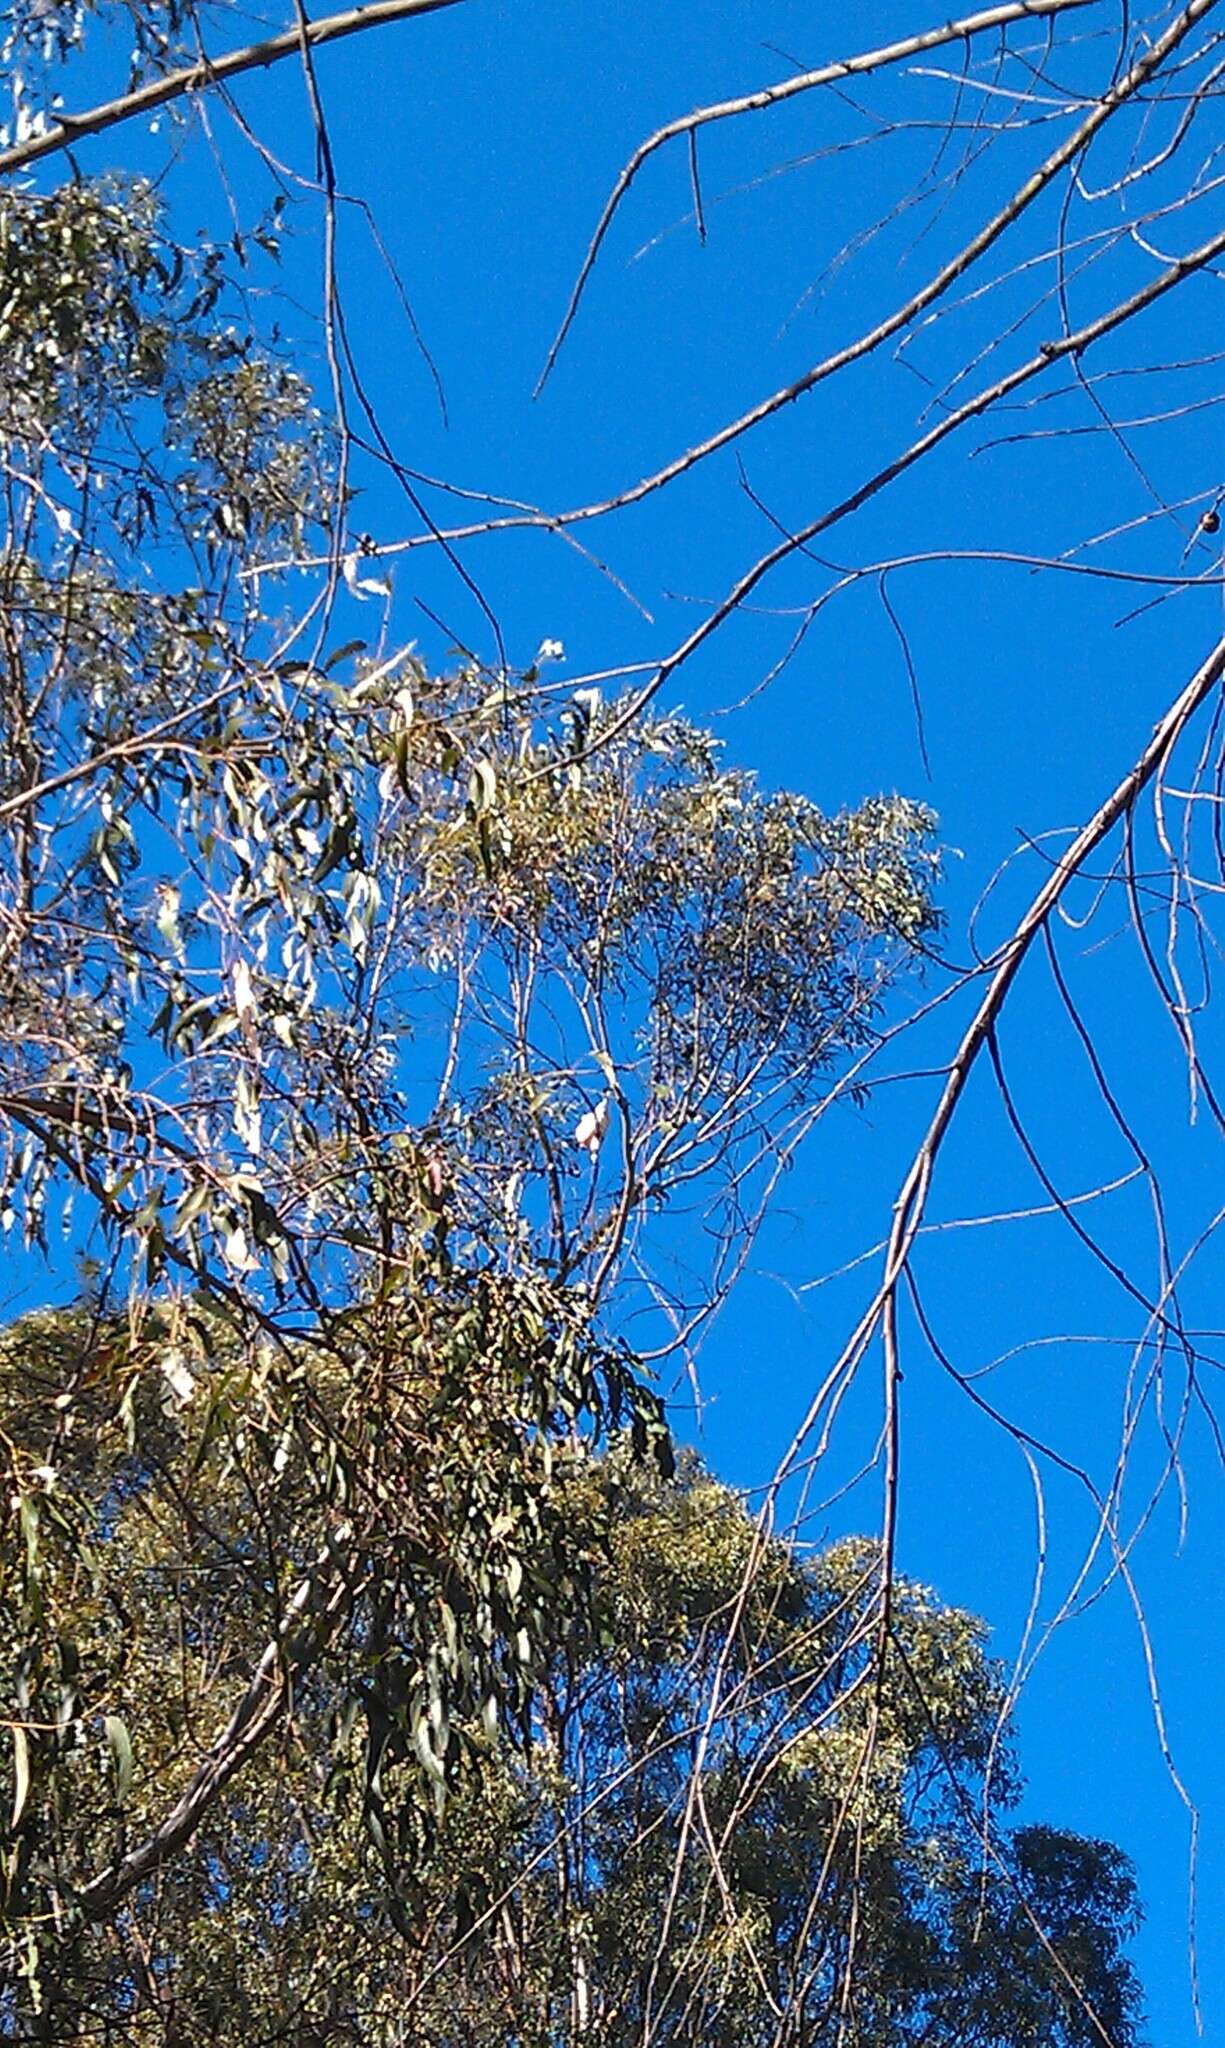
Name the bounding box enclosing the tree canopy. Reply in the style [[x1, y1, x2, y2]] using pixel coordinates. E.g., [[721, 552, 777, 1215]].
[[0, 1327, 1143, 2044], [0, 109, 951, 2031], [4, 0, 1216, 2036]]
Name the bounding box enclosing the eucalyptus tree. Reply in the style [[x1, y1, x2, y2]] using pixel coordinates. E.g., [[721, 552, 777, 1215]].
[[0, 1369, 1144, 2047], [2, 0, 1207, 2032], [0, 52, 939, 2019]]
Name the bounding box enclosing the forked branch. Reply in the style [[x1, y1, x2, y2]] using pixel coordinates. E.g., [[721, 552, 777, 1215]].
[[536, 0, 1101, 391]]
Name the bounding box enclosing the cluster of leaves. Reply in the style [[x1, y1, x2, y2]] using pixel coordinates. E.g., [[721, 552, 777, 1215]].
[[2, 0, 202, 154], [0, 175, 362, 1307], [0, 1394, 1142, 2044], [402, 682, 937, 1091], [0, 142, 942, 1358], [460, 1455, 1143, 2048], [0, 1, 1161, 2038], [2, 498, 937, 1344], [374, 670, 938, 1299], [0, 167, 950, 2038], [0, 180, 166, 435], [0, 38, 1151, 2041], [0, 1284, 670, 2024]]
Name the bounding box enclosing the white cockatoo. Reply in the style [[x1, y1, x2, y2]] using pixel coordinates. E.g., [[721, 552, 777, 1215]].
[[574, 1096, 610, 1159]]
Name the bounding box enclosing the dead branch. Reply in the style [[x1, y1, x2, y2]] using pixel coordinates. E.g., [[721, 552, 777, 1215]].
[[256, 0, 1217, 586], [780, 628, 1225, 1501]]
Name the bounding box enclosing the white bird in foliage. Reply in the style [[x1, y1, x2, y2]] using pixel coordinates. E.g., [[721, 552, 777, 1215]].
[[574, 1096, 610, 1159]]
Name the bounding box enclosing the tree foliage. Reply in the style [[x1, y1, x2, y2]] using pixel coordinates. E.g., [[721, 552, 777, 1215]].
[[0, 70, 949, 2036], [0, 157, 938, 1320], [0, 1356, 1142, 2044], [0, 0, 1185, 2037]]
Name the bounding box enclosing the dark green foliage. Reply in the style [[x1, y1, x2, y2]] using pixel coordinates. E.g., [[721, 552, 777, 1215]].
[[0, 1423, 1142, 2045]]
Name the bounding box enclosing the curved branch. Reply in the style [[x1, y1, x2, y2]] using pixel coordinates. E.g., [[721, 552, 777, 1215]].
[[0, 0, 467, 182], [75, 1528, 358, 1923], [536, 0, 1101, 391], [568, 209, 1225, 765], [776, 628, 1225, 1500]]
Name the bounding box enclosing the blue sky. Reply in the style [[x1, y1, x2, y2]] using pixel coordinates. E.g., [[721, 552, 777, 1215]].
[[20, 0, 1225, 2034]]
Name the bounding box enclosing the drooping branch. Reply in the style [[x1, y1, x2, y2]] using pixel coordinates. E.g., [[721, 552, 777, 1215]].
[[777, 628, 1225, 1501], [0, 0, 468, 181]]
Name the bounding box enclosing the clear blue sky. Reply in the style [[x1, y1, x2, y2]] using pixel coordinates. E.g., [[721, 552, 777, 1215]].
[[26, 0, 1225, 2035]]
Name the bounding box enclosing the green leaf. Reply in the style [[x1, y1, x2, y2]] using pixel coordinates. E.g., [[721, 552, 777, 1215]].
[[326, 639, 366, 671], [173, 1182, 212, 1237], [412, 1710, 446, 1786], [10, 1724, 30, 1830], [198, 1008, 240, 1051], [313, 820, 353, 883], [19, 1494, 39, 1575], [395, 729, 412, 796], [103, 1714, 134, 1803], [468, 756, 497, 816]]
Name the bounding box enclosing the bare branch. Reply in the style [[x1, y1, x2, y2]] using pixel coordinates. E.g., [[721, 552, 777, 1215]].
[[0, 0, 467, 182], [536, 0, 1101, 390], [574, 210, 1225, 762], [262, 0, 1218, 586], [779, 628, 1225, 1498]]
